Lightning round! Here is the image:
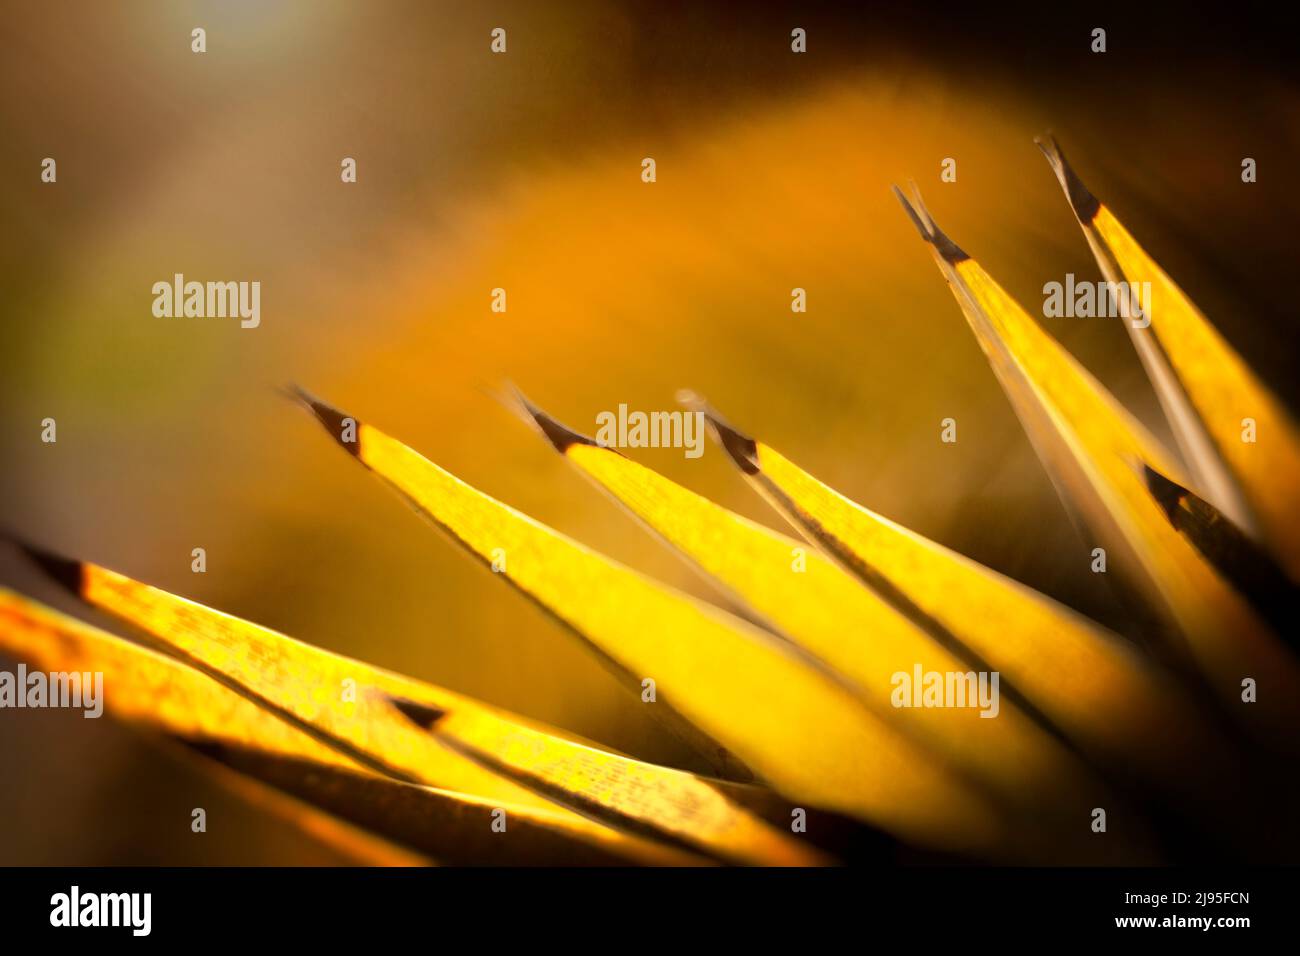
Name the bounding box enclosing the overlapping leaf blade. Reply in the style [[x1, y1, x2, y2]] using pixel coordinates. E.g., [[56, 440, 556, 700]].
[[0, 589, 695, 866], [509, 395, 1144, 845], [1039, 136, 1300, 577], [892, 187, 1300, 743], [291, 390, 1014, 856], [6, 555, 811, 865]]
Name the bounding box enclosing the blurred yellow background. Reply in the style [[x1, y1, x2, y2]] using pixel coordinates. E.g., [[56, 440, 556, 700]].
[[2, 2, 1297, 862]]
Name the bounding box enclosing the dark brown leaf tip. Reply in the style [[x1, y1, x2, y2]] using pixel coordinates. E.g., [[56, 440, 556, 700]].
[[1142, 463, 1188, 526], [509, 386, 603, 454], [287, 384, 362, 458], [1035, 134, 1101, 224], [892, 185, 969, 263], [387, 695, 450, 729], [5, 535, 86, 596], [678, 392, 760, 475]]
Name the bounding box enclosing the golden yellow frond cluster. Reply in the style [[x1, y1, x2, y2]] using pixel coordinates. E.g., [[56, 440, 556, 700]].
[[3, 142, 1297, 866]]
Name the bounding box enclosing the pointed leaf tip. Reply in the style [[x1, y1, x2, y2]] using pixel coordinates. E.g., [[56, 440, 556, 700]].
[[694, 404, 760, 475], [9, 537, 84, 595], [290, 386, 362, 458], [388, 696, 449, 729], [1035, 135, 1100, 223], [510, 387, 601, 454], [892, 185, 968, 263]]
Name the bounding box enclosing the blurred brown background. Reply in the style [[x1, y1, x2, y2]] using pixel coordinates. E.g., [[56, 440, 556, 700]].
[[2, 1, 1297, 863]]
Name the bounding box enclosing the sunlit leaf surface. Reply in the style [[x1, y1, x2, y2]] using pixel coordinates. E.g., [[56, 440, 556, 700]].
[[7, 557, 810, 865], [292, 391, 1015, 856], [6, 158, 1296, 865], [686, 403, 1249, 794], [511, 395, 1130, 838], [892, 188, 1300, 743], [0, 589, 697, 866], [1039, 137, 1300, 578], [0, 587, 356, 767]]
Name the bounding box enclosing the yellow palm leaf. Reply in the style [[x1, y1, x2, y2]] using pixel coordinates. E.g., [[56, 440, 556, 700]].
[[290, 388, 1012, 856], [510, 392, 1128, 834], [892, 187, 1300, 743], [1039, 136, 1300, 577], [0, 589, 695, 866], [683, 399, 1247, 796], [7, 552, 812, 866]]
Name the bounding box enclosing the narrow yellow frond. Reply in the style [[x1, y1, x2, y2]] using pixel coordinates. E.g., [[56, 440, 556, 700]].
[[293, 391, 1013, 856], [395, 698, 826, 865], [691, 404, 1247, 792], [0, 589, 696, 866], [197, 745, 706, 867], [1040, 137, 1300, 576], [74, 561, 570, 807], [7, 551, 812, 865], [893, 188, 1300, 741], [0, 587, 355, 768], [512, 397, 1122, 833]]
